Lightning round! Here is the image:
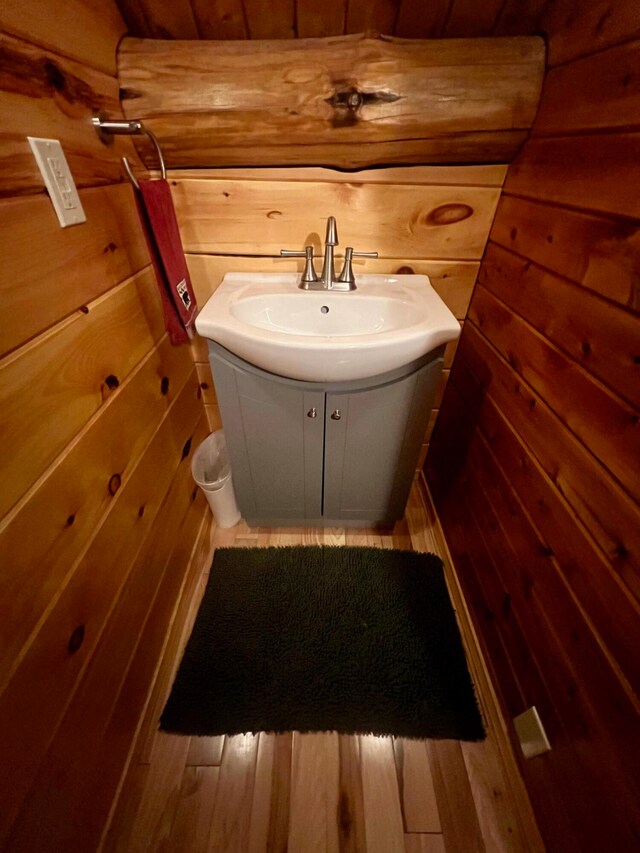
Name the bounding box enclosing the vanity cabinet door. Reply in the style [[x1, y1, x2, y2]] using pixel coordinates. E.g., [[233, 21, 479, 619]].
[[210, 351, 325, 522], [323, 357, 442, 524]]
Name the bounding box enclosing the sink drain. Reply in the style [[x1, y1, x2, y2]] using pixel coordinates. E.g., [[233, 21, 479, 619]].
[[320, 305, 329, 314]]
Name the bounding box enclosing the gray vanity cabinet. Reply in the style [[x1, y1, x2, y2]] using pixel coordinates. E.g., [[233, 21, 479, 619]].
[[208, 342, 443, 527]]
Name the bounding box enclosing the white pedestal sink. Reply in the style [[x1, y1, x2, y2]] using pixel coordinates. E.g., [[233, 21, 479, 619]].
[[195, 273, 460, 382]]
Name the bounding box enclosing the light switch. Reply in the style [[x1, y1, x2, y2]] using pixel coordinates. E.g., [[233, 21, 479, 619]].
[[27, 137, 87, 228]]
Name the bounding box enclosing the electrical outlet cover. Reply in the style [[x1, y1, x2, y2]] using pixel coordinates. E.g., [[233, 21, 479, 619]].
[[514, 706, 552, 759], [27, 137, 87, 228]]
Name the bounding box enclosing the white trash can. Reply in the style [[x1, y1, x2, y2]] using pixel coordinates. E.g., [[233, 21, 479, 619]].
[[191, 431, 241, 528]]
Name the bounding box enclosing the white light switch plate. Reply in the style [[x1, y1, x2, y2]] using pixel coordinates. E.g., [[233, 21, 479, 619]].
[[27, 137, 87, 228], [514, 706, 552, 759]]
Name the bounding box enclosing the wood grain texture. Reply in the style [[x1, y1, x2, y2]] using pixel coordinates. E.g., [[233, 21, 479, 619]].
[[360, 736, 405, 853], [533, 39, 640, 136], [403, 835, 446, 853], [542, 0, 640, 67], [489, 194, 640, 312], [337, 735, 367, 852], [246, 733, 275, 852], [0, 184, 149, 357], [116, 0, 199, 38], [0, 334, 194, 687], [394, 739, 441, 832], [110, 0, 605, 45], [450, 353, 640, 694], [118, 34, 544, 168], [394, 0, 449, 38], [0, 266, 164, 520], [443, 0, 502, 37], [4, 470, 208, 853], [169, 766, 220, 852], [129, 516, 212, 769], [243, 0, 295, 39], [456, 323, 640, 601], [479, 242, 640, 408], [469, 285, 640, 505], [208, 734, 260, 853], [504, 133, 640, 219], [0, 33, 141, 195], [195, 362, 217, 406], [120, 733, 191, 853], [345, 0, 397, 36], [429, 14, 640, 845], [167, 164, 509, 186], [442, 402, 640, 851], [100, 497, 210, 853], [0, 0, 126, 74], [289, 732, 340, 852], [0, 372, 203, 846], [296, 0, 346, 38], [492, 0, 549, 37], [187, 737, 225, 766], [191, 0, 247, 39], [172, 178, 500, 259], [427, 403, 589, 852], [427, 740, 485, 853]]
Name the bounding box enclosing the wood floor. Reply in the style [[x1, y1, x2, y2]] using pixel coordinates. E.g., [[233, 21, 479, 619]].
[[101, 483, 543, 853]]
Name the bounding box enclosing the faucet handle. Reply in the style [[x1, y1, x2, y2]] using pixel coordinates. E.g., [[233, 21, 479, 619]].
[[337, 248, 378, 288], [280, 246, 319, 285]]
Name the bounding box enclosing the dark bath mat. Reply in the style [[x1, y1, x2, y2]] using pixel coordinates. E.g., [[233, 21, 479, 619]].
[[160, 546, 485, 741]]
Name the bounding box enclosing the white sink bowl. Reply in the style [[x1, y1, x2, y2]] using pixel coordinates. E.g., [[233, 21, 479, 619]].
[[195, 273, 460, 382]]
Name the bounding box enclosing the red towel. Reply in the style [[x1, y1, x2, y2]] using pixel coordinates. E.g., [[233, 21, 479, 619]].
[[135, 179, 198, 345]]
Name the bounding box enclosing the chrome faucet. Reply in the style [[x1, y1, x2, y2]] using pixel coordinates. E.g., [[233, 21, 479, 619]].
[[280, 216, 377, 291], [319, 216, 339, 289]]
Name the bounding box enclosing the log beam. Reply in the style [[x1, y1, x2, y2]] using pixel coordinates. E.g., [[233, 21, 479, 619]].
[[117, 33, 544, 169]]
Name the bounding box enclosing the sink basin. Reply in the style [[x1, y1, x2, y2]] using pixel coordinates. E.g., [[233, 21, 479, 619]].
[[195, 273, 461, 382]]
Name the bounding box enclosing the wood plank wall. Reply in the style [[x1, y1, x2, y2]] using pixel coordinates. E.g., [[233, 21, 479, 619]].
[[426, 2, 640, 850], [170, 164, 507, 472], [113, 0, 550, 41], [0, 4, 208, 850]]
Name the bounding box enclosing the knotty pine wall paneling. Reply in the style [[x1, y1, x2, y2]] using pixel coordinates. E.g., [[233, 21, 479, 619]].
[[0, 4, 207, 850], [171, 164, 506, 475], [426, 2, 640, 849], [114, 0, 550, 41]]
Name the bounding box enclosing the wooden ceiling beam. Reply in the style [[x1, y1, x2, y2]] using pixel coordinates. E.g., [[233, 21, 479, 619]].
[[118, 33, 545, 169]]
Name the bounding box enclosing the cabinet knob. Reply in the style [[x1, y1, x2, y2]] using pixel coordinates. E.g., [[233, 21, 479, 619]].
[[331, 409, 342, 420], [307, 407, 317, 418]]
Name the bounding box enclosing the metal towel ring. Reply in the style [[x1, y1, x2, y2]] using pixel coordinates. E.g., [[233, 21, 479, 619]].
[[91, 115, 167, 190]]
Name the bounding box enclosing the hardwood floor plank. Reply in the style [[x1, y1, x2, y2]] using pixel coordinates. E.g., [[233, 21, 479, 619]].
[[266, 733, 293, 853], [247, 733, 275, 853], [395, 739, 441, 833], [207, 734, 260, 853], [427, 740, 485, 853], [461, 739, 526, 852], [289, 732, 340, 853], [338, 735, 367, 853], [360, 736, 405, 853], [126, 733, 191, 853], [169, 766, 220, 853], [404, 834, 447, 853], [188, 737, 226, 767]]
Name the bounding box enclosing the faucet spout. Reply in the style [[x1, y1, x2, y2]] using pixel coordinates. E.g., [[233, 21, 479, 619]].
[[325, 215, 338, 246], [321, 216, 338, 288]]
